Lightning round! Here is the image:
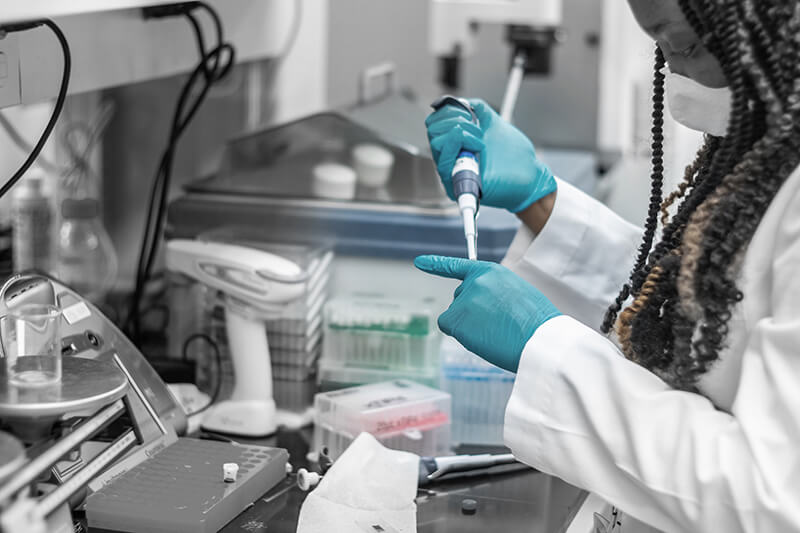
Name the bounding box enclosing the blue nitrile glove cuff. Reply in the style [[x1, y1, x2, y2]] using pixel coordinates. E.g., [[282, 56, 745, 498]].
[[414, 255, 561, 373], [507, 165, 557, 214]]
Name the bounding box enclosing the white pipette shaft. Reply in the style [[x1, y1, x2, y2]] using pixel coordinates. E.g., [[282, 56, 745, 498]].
[[458, 194, 478, 261]]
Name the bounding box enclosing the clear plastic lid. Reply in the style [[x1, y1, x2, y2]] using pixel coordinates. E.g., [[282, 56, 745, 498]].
[[314, 379, 450, 438]]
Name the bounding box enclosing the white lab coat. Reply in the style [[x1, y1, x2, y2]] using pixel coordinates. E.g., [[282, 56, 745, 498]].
[[501, 168, 800, 533]]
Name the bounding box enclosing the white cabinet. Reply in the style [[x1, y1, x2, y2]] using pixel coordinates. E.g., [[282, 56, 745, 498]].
[[2, 1, 319, 106], [0, 1, 229, 25]]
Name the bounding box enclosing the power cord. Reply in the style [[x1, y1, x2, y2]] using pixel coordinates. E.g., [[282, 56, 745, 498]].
[[127, 2, 236, 341], [0, 19, 71, 199], [181, 332, 223, 416]]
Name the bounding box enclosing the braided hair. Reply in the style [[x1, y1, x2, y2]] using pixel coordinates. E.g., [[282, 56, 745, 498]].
[[602, 0, 800, 391]]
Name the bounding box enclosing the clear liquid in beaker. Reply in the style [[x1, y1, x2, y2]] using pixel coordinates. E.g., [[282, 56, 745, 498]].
[[9, 355, 61, 386], [1, 304, 62, 387]]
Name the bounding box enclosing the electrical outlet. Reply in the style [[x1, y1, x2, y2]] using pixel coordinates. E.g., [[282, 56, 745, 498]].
[[0, 33, 21, 109]]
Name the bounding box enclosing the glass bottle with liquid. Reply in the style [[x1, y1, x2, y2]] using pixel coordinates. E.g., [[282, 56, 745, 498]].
[[56, 198, 118, 304], [12, 174, 53, 274]]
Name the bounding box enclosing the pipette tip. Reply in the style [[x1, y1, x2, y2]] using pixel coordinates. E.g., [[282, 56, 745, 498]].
[[466, 237, 477, 261]]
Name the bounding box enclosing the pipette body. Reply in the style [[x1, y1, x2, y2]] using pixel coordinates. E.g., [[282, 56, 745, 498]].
[[431, 96, 482, 260]]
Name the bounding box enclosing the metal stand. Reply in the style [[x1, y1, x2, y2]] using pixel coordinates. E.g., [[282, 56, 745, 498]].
[[0, 357, 130, 530], [501, 51, 528, 122], [501, 25, 563, 123]]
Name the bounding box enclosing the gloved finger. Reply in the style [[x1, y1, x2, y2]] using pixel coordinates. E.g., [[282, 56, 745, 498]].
[[427, 118, 482, 140], [454, 282, 465, 299], [430, 129, 483, 197], [425, 104, 473, 128], [428, 119, 475, 164], [453, 275, 476, 299], [430, 127, 485, 180], [437, 302, 464, 338], [429, 126, 485, 156], [468, 98, 498, 125], [414, 255, 484, 280]]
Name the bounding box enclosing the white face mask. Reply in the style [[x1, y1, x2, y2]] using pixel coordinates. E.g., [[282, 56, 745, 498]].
[[665, 71, 732, 137]]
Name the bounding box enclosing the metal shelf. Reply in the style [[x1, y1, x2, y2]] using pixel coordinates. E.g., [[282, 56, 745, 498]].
[[1, 1, 190, 24]]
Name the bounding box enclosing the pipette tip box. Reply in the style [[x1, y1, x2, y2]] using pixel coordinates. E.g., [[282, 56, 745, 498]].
[[86, 438, 288, 533], [440, 338, 515, 446], [313, 379, 451, 460], [319, 296, 441, 389]]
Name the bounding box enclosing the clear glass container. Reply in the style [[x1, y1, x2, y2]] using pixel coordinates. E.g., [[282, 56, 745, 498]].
[[0, 303, 62, 387], [12, 174, 53, 274], [56, 198, 118, 303]]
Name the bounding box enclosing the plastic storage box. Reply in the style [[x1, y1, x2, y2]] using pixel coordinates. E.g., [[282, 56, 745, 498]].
[[319, 295, 441, 390], [440, 338, 515, 446], [313, 379, 451, 459], [317, 365, 438, 391]]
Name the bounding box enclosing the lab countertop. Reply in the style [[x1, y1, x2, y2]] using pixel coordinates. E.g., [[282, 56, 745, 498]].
[[84, 428, 585, 532], [217, 428, 588, 533]]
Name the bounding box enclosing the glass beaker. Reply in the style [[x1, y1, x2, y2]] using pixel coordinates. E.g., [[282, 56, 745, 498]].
[[0, 304, 62, 387]]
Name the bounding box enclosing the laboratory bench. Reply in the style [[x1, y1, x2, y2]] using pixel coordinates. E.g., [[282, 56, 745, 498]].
[[223, 467, 587, 533], [112, 427, 586, 533]]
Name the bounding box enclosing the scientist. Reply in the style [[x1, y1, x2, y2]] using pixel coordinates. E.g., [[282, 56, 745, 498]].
[[417, 0, 800, 531]]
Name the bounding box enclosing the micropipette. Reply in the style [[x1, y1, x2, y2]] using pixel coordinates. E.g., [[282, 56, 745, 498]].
[[417, 453, 524, 486], [431, 95, 482, 260]]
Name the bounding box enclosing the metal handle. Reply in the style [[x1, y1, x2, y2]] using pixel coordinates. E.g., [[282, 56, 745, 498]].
[[358, 62, 397, 105]]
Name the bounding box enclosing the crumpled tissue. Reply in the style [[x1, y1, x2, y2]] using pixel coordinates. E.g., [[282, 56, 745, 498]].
[[296, 432, 418, 533]]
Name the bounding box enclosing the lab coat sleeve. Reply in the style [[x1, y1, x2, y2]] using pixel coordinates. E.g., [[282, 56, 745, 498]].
[[502, 178, 643, 329], [504, 197, 800, 532]]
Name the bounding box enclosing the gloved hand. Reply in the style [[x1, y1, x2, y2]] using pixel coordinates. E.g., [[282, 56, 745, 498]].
[[415, 255, 561, 372], [425, 99, 557, 213]]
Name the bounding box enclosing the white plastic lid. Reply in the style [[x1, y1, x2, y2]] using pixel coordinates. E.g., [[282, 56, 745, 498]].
[[352, 144, 394, 168], [312, 163, 357, 185], [312, 163, 357, 200], [223, 462, 239, 482], [13, 173, 45, 198]]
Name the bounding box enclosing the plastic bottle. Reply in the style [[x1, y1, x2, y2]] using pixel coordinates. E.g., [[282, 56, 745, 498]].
[[0, 196, 13, 277], [12, 174, 53, 274], [56, 198, 118, 303]]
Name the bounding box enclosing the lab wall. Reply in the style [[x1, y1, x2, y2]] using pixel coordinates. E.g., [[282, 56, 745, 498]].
[[461, 1, 603, 151], [325, 0, 604, 151], [326, 0, 440, 109]]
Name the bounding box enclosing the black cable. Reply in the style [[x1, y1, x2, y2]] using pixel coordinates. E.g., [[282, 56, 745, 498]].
[[135, 15, 234, 327], [127, 3, 235, 340], [0, 19, 71, 199], [130, 13, 223, 337], [181, 333, 223, 416]]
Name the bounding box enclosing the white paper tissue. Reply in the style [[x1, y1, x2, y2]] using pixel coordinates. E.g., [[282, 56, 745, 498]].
[[297, 432, 419, 533]]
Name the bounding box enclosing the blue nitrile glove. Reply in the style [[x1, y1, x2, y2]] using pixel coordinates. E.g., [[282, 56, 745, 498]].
[[414, 255, 561, 373], [425, 98, 557, 213]]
